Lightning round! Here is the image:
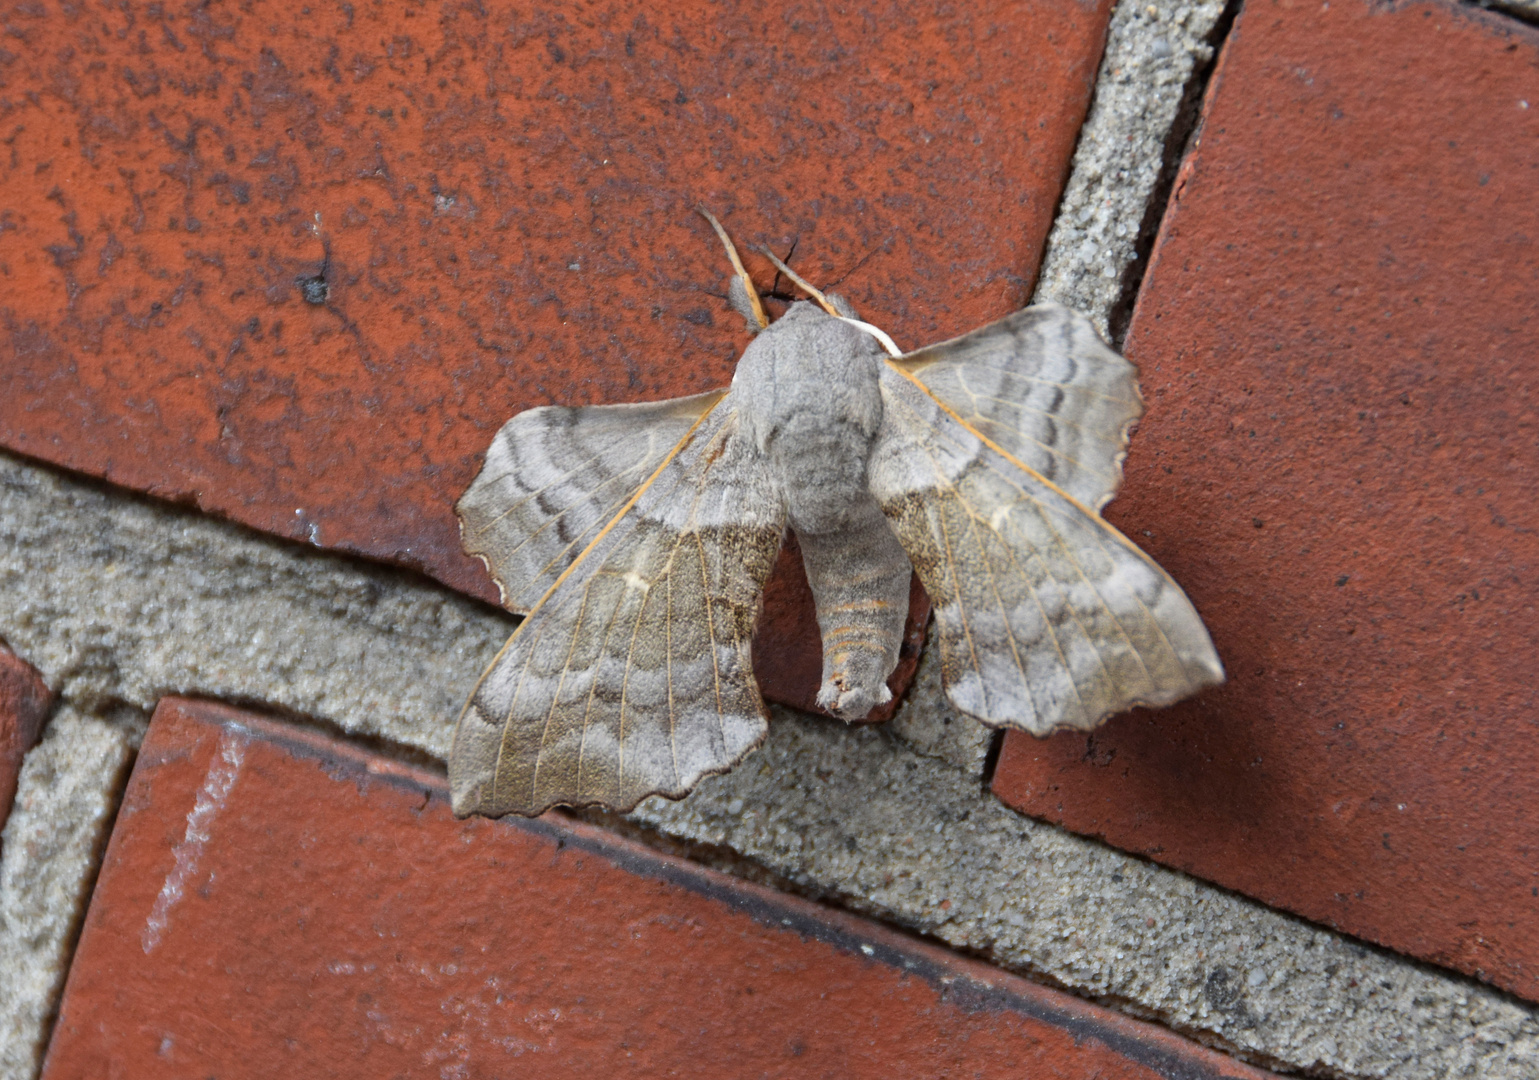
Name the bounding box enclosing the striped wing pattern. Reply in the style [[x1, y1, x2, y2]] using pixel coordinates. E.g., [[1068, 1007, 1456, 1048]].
[[893, 304, 1142, 512], [869, 359, 1223, 736], [450, 400, 786, 817], [457, 391, 726, 612]]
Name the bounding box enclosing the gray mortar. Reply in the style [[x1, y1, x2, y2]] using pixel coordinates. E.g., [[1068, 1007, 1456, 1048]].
[[0, 454, 511, 1078], [1032, 0, 1229, 342], [884, 619, 996, 775], [0, 455, 514, 760], [0, 707, 132, 1078], [2, 451, 1537, 1077]]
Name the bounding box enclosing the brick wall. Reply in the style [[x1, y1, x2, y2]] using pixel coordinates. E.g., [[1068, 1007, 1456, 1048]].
[[2, 1, 1536, 1077]]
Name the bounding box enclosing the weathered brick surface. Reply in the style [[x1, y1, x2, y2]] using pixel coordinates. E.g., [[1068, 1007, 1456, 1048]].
[[994, 0, 1539, 1000], [0, 0, 1111, 711], [43, 697, 1276, 1079], [0, 645, 51, 840]]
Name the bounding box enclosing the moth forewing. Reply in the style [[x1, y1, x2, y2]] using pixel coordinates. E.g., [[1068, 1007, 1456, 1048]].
[[890, 304, 1144, 513]]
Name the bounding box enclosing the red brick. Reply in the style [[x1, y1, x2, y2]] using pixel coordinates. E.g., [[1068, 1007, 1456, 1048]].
[[993, 0, 1539, 999], [44, 697, 1276, 1080], [0, 0, 1109, 711], [0, 645, 52, 840]]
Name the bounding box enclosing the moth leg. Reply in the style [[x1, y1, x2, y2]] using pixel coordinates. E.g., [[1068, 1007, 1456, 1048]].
[[757, 245, 846, 320], [697, 206, 769, 331]]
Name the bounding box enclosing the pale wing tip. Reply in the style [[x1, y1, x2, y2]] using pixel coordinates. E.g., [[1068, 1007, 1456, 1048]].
[[447, 762, 548, 819], [448, 765, 748, 820], [454, 483, 521, 612], [449, 787, 550, 819], [942, 644, 1226, 740], [1191, 642, 1227, 688], [448, 761, 489, 817], [446, 759, 569, 818], [447, 740, 504, 817], [447, 737, 551, 819], [448, 776, 488, 818], [448, 695, 529, 818]]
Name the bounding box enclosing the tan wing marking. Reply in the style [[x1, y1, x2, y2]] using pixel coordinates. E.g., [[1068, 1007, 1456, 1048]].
[[874, 361, 1223, 734], [449, 400, 784, 817]]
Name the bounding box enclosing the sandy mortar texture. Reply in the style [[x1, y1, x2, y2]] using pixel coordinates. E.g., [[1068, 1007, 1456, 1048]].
[[1032, 0, 1229, 342]]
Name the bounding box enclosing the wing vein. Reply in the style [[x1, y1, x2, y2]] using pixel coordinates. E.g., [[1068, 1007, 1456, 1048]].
[[926, 401, 1155, 696], [891, 387, 1092, 725], [665, 550, 678, 786], [485, 462, 649, 573], [529, 572, 598, 805], [1016, 488, 1158, 693], [477, 400, 726, 811], [907, 363, 1135, 406], [615, 563, 656, 793], [885, 360, 1157, 566], [694, 530, 729, 755], [900, 388, 1142, 698], [958, 492, 1056, 716], [574, 566, 643, 798], [930, 472, 987, 718]]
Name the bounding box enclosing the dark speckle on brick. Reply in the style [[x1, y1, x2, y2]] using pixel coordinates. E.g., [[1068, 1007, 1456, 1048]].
[[297, 275, 329, 304]]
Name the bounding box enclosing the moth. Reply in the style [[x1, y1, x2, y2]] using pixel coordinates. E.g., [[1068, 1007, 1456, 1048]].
[[450, 212, 1223, 818]]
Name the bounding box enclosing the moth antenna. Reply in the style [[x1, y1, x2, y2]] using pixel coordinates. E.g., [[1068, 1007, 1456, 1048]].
[[696, 206, 769, 330], [756, 245, 843, 319], [836, 316, 903, 358]]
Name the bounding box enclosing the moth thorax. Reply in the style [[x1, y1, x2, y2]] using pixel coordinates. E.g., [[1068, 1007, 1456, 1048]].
[[774, 419, 880, 536], [730, 309, 886, 535]]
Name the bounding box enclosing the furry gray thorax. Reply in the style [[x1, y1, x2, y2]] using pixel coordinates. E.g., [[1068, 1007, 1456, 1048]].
[[731, 300, 890, 537]]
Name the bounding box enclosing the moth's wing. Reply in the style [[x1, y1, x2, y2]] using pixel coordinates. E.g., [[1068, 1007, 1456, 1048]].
[[893, 303, 1140, 511], [458, 390, 727, 612], [869, 364, 1223, 736], [450, 398, 786, 817]]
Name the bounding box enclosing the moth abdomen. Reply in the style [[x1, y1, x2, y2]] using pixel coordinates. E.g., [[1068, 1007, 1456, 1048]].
[[794, 494, 913, 722]]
